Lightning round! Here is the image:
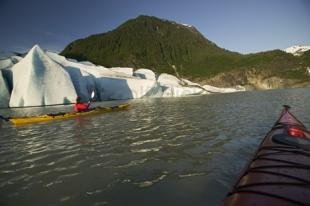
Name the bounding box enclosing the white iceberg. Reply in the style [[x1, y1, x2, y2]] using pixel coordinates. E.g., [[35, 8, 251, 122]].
[[0, 56, 22, 70], [1, 45, 246, 107], [158, 73, 204, 97], [133, 68, 156, 81], [95, 76, 160, 100], [46, 52, 97, 101], [109, 67, 133, 76], [202, 85, 246, 93], [46, 51, 157, 101], [158, 73, 182, 87], [0, 70, 10, 107], [79, 61, 95, 66], [9, 45, 77, 107], [46, 50, 245, 99], [46, 51, 132, 79]]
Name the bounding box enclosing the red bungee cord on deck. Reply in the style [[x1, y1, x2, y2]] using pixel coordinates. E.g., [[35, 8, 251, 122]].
[[280, 105, 309, 139], [287, 127, 305, 138]]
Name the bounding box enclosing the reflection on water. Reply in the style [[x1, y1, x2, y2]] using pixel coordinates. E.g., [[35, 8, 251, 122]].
[[0, 88, 310, 206]]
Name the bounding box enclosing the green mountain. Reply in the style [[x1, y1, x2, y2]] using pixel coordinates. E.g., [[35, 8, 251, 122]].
[[61, 15, 310, 88]]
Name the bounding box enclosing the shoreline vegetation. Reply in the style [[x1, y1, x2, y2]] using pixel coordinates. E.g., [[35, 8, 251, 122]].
[[61, 15, 310, 88]]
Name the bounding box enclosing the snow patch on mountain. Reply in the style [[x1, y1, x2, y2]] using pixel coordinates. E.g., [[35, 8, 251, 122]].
[[283, 45, 310, 56], [181, 23, 193, 28]]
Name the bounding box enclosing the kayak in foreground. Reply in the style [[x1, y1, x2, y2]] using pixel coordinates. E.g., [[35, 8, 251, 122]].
[[1, 104, 129, 125], [222, 105, 310, 206]]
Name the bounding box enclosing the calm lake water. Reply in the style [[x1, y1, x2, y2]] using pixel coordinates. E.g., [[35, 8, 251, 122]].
[[0, 88, 310, 206]]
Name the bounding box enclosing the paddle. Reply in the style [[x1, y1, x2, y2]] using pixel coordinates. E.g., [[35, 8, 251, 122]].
[[88, 91, 95, 104]]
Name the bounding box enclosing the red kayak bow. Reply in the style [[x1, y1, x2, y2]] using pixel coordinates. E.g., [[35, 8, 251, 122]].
[[222, 105, 310, 206]]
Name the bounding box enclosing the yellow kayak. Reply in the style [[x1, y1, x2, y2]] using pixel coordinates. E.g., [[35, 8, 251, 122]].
[[8, 104, 129, 125]]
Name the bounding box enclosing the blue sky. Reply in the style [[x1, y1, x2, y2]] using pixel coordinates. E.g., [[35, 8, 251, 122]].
[[0, 0, 309, 54]]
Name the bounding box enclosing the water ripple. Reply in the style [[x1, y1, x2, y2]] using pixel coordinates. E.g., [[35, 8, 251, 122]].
[[131, 146, 163, 153], [0, 89, 309, 206], [135, 173, 168, 188], [129, 138, 162, 146]]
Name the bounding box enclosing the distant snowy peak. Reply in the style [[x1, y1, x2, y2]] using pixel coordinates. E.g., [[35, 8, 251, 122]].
[[284, 45, 310, 56], [164, 18, 194, 29], [181, 23, 193, 28]]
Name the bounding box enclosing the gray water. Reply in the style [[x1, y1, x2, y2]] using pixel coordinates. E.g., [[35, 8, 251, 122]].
[[0, 88, 309, 206]]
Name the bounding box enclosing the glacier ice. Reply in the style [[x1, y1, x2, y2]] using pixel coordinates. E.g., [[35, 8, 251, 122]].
[[157, 73, 204, 97], [110, 67, 133, 77], [1, 45, 244, 107], [0, 70, 10, 107], [9, 45, 77, 107], [46, 51, 156, 101], [203, 85, 246, 93], [0, 56, 22, 70], [133, 68, 156, 81]]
